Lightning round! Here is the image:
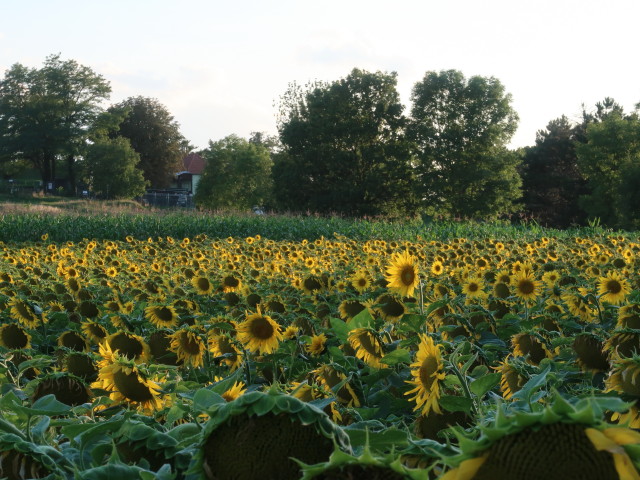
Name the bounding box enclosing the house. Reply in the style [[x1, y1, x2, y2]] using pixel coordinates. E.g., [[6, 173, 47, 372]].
[[174, 153, 205, 195]]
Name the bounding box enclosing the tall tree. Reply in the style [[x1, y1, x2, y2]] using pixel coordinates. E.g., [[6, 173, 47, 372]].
[[576, 109, 640, 229], [276, 68, 418, 217], [109, 96, 186, 189], [195, 135, 273, 211], [520, 116, 587, 227], [408, 70, 521, 218], [83, 137, 148, 199], [0, 54, 111, 190]]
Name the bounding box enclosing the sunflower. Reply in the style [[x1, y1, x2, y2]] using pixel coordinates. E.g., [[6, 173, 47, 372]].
[[218, 379, 247, 402], [348, 328, 386, 369], [462, 276, 485, 300], [306, 334, 327, 357], [350, 270, 372, 293], [81, 321, 108, 344], [511, 332, 555, 365], [283, 325, 300, 340], [236, 307, 284, 355], [33, 372, 92, 406], [338, 299, 367, 322], [512, 272, 543, 303], [431, 260, 445, 276], [440, 420, 640, 480], [598, 272, 631, 305], [191, 275, 214, 295], [144, 304, 179, 329], [209, 334, 243, 371], [375, 294, 407, 322], [106, 331, 151, 363], [0, 323, 31, 349], [92, 356, 164, 414], [605, 357, 640, 423], [405, 334, 446, 415], [385, 250, 420, 298], [169, 328, 206, 368], [58, 330, 89, 352], [8, 297, 43, 328], [314, 364, 361, 407], [494, 357, 529, 399], [573, 333, 610, 373], [221, 274, 242, 293]]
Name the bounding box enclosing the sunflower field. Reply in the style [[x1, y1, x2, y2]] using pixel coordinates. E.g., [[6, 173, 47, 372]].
[[2, 223, 640, 479]]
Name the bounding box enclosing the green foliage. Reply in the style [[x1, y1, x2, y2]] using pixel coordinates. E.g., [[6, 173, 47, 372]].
[[0, 54, 111, 191], [195, 134, 273, 210], [84, 137, 149, 199], [576, 110, 640, 229], [408, 70, 521, 218], [520, 116, 588, 227], [276, 68, 419, 217], [0, 198, 625, 243], [109, 96, 186, 189]]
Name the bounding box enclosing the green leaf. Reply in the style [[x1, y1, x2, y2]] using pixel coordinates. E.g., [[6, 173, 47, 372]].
[[439, 395, 474, 414], [511, 365, 551, 402], [192, 389, 225, 412], [380, 348, 411, 366], [28, 394, 73, 415], [350, 308, 374, 330], [469, 373, 501, 398], [344, 427, 409, 450], [329, 317, 350, 343]]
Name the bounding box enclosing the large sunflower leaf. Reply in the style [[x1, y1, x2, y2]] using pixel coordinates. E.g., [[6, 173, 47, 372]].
[[469, 373, 501, 398], [329, 317, 350, 343], [192, 389, 225, 413], [380, 348, 410, 366]]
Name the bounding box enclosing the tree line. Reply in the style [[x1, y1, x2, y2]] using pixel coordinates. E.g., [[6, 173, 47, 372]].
[[1, 55, 639, 229]]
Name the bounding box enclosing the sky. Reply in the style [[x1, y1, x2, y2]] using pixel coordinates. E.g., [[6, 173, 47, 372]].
[[1, 0, 639, 150]]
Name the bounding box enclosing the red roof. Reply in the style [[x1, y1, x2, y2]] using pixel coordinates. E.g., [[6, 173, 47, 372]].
[[183, 153, 205, 175]]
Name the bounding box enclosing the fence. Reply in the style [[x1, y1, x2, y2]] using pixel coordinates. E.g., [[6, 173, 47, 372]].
[[142, 191, 194, 208]]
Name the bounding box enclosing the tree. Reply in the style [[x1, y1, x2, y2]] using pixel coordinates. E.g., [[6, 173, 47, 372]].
[[109, 96, 186, 188], [276, 68, 418, 217], [195, 135, 273, 210], [84, 137, 148, 199], [575, 109, 640, 229], [520, 116, 587, 227], [408, 70, 521, 218], [0, 54, 111, 190]]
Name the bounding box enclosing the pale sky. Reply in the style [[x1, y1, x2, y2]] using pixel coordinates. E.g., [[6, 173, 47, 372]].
[[1, 0, 638, 150]]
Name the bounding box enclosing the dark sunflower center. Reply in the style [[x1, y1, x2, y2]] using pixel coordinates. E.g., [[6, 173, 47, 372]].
[[113, 369, 154, 402], [250, 317, 274, 339], [2, 324, 29, 348], [356, 331, 379, 356], [606, 280, 622, 294], [197, 278, 210, 291], [419, 356, 440, 390], [155, 307, 174, 322], [474, 423, 618, 480], [61, 332, 86, 351], [224, 276, 240, 288], [15, 302, 34, 319], [179, 333, 202, 355], [110, 334, 143, 359], [468, 283, 479, 293], [203, 413, 333, 480], [401, 266, 415, 286], [494, 283, 510, 298], [381, 298, 405, 317], [518, 279, 535, 295]]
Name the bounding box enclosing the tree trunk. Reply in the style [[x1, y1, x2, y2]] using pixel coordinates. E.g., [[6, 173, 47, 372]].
[[67, 154, 76, 196]]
